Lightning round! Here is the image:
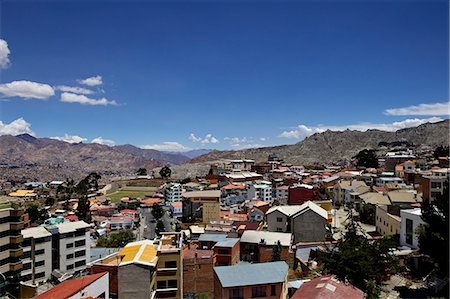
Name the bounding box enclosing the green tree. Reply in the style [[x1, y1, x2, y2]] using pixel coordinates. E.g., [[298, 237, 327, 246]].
[[151, 203, 164, 220], [96, 230, 136, 248], [354, 149, 379, 168], [417, 182, 449, 276], [317, 212, 399, 298], [433, 145, 449, 159], [26, 205, 48, 224], [136, 168, 147, 176], [156, 219, 165, 235], [159, 166, 172, 179], [45, 197, 55, 206], [77, 197, 91, 223]]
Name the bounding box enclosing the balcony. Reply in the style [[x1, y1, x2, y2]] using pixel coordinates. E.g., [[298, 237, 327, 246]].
[[10, 222, 24, 230], [10, 235, 23, 244], [9, 248, 23, 258], [10, 261, 23, 272], [10, 209, 24, 217]]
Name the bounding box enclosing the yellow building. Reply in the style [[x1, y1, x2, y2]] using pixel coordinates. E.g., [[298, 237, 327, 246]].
[[376, 205, 401, 235], [181, 191, 221, 224]]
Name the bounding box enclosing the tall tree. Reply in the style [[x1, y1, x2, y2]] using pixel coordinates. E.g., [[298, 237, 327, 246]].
[[159, 166, 172, 179], [417, 182, 449, 276], [317, 212, 399, 298], [151, 203, 164, 220], [354, 149, 379, 168], [136, 168, 147, 176], [77, 197, 91, 223]]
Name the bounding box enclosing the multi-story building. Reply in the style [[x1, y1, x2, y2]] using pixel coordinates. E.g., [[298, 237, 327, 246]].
[[421, 168, 449, 204], [0, 201, 24, 295], [214, 261, 289, 299], [213, 238, 240, 267], [154, 232, 183, 299], [165, 183, 183, 202], [400, 208, 425, 249], [375, 205, 401, 236], [275, 186, 289, 204], [21, 226, 52, 284], [183, 244, 214, 297], [182, 190, 221, 223], [240, 231, 293, 264], [46, 221, 91, 274], [249, 184, 272, 203]]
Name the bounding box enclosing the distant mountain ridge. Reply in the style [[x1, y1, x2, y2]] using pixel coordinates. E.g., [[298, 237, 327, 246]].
[[191, 120, 450, 165], [0, 135, 189, 182]]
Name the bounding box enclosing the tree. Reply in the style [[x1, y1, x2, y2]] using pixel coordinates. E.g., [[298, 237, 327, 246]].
[[156, 219, 165, 235], [317, 212, 399, 298], [417, 182, 449, 276], [151, 203, 164, 220], [354, 149, 379, 168], [26, 205, 48, 224], [136, 168, 147, 176], [433, 145, 449, 159], [159, 166, 172, 179], [272, 240, 282, 261], [96, 230, 135, 248], [77, 197, 91, 223], [44, 197, 55, 207]]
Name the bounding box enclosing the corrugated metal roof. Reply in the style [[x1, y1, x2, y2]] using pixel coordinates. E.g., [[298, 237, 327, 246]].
[[198, 233, 228, 243], [214, 261, 288, 288], [240, 230, 292, 247]]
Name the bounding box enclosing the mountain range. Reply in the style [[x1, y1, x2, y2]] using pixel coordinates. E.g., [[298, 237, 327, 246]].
[[191, 119, 450, 165]]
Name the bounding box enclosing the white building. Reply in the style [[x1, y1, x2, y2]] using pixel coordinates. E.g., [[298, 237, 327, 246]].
[[275, 186, 289, 204], [21, 227, 52, 284], [250, 184, 272, 203], [400, 208, 425, 249], [165, 183, 183, 202], [46, 221, 91, 274]]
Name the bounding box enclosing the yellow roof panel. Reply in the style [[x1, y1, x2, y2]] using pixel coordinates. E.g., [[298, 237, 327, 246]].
[[138, 244, 157, 263], [118, 245, 141, 263]]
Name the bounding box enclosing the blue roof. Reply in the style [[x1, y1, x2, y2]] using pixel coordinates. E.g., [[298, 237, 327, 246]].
[[214, 238, 239, 248], [214, 261, 288, 288], [198, 233, 228, 243]]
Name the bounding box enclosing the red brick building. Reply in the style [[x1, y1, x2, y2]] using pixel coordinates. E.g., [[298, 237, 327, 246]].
[[183, 244, 214, 297], [288, 184, 320, 205], [213, 238, 240, 266]]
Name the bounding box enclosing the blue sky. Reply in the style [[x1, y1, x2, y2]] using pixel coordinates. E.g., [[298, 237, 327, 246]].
[[0, 0, 448, 151]]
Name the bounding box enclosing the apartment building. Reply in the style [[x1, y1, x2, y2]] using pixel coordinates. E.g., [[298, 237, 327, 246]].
[[400, 208, 425, 249], [421, 168, 449, 204], [21, 226, 52, 284], [165, 183, 183, 202], [46, 221, 91, 274], [182, 190, 221, 223], [0, 201, 24, 296], [249, 184, 272, 203]]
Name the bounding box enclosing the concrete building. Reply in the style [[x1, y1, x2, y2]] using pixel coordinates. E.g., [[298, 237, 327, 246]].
[[288, 184, 320, 205], [20, 226, 52, 284], [0, 201, 24, 295], [248, 184, 272, 202], [182, 190, 221, 223], [169, 202, 182, 219], [214, 261, 289, 299], [375, 205, 401, 236], [400, 208, 425, 249], [46, 221, 91, 274], [165, 183, 183, 202], [35, 272, 109, 299], [110, 215, 133, 230], [333, 180, 366, 204], [421, 168, 449, 204], [266, 201, 328, 242], [275, 186, 289, 204]]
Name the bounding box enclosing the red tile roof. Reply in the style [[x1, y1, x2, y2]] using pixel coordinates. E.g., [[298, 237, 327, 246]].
[[120, 209, 138, 214], [221, 184, 246, 190], [35, 272, 108, 299], [141, 198, 162, 206], [291, 275, 364, 299], [64, 215, 78, 221]]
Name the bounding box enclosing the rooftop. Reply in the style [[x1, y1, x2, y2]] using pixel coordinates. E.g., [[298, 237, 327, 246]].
[[22, 226, 52, 239], [240, 230, 292, 247], [118, 239, 158, 267], [291, 275, 364, 299], [214, 238, 239, 248], [198, 233, 228, 243], [214, 261, 288, 288], [54, 220, 90, 234], [182, 190, 221, 199]]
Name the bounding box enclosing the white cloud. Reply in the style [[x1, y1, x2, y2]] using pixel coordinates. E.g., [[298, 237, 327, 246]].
[[224, 137, 248, 147], [280, 117, 444, 139], [0, 39, 11, 69], [259, 137, 267, 141], [91, 137, 115, 146], [77, 75, 103, 86], [50, 133, 87, 143], [0, 118, 34, 136], [384, 102, 450, 116], [55, 85, 94, 95], [0, 80, 55, 99], [189, 133, 219, 144], [141, 142, 191, 152], [60, 92, 117, 106]]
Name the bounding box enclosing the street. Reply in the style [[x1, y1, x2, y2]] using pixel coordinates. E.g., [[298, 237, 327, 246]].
[[139, 206, 174, 240]]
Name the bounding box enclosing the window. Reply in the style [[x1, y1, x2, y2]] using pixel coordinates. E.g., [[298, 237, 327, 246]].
[[251, 286, 267, 297], [167, 280, 177, 288], [271, 285, 276, 296], [75, 260, 86, 268], [35, 249, 45, 255], [35, 260, 45, 267], [229, 288, 243, 299], [75, 250, 85, 258], [35, 272, 45, 278], [67, 264, 74, 270], [75, 240, 86, 247], [157, 280, 166, 289], [23, 251, 31, 259], [165, 261, 177, 268], [218, 249, 229, 255], [67, 253, 74, 260], [276, 228, 283, 232], [431, 182, 442, 189], [405, 218, 413, 245], [66, 243, 74, 249], [22, 262, 31, 270], [276, 217, 283, 222]]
